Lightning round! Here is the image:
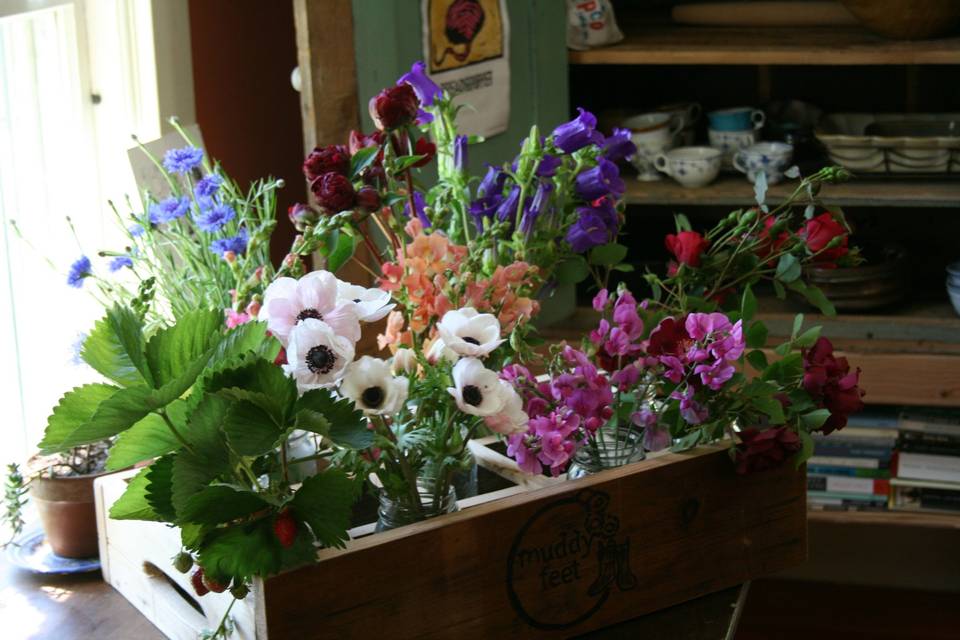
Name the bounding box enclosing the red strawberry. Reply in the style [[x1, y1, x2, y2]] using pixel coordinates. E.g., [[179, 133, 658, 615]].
[[203, 573, 229, 593], [273, 510, 298, 548], [191, 569, 209, 597]]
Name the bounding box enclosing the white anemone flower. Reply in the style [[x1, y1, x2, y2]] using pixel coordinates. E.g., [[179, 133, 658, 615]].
[[260, 271, 361, 346], [336, 279, 395, 322], [283, 318, 355, 392], [340, 356, 409, 415], [427, 338, 459, 365], [484, 382, 529, 435], [391, 348, 418, 375], [437, 307, 504, 357], [447, 357, 506, 417]]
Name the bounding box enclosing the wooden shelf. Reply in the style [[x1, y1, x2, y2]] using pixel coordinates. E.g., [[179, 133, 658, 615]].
[[625, 175, 960, 209], [808, 508, 960, 529], [569, 24, 960, 66]]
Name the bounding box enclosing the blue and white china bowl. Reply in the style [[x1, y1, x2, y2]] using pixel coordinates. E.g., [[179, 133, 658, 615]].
[[733, 142, 794, 185], [707, 107, 765, 131], [654, 146, 723, 188], [708, 128, 757, 168], [948, 281, 960, 317]]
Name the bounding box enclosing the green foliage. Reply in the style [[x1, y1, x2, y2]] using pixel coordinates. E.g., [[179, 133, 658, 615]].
[[290, 470, 357, 549], [105, 402, 187, 471], [295, 389, 371, 449], [145, 308, 222, 388], [82, 311, 149, 387], [40, 383, 117, 453], [109, 467, 160, 521], [180, 486, 270, 525], [198, 518, 316, 583], [554, 256, 589, 284], [223, 401, 284, 456], [588, 242, 628, 266], [324, 228, 357, 274], [2, 463, 29, 546]]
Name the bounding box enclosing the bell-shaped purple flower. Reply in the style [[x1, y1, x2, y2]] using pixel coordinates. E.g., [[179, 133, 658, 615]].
[[454, 135, 468, 172], [495, 186, 522, 227], [536, 154, 562, 177], [520, 182, 554, 237], [575, 157, 625, 202], [398, 61, 443, 106], [477, 165, 507, 198], [551, 107, 604, 154], [403, 191, 431, 228], [602, 127, 637, 161], [566, 209, 611, 253]]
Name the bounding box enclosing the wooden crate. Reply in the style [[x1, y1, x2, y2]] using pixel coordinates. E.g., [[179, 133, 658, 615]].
[[254, 441, 807, 639]]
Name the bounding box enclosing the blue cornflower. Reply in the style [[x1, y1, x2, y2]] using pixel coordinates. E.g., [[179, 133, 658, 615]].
[[70, 332, 88, 365], [109, 256, 133, 272], [194, 203, 235, 232], [162, 146, 204, 174], [194, 174, 223, 201], [67, 255, 91, 288], [128, 223, 145, 237], [210, 227, 249, 257], [149, 196, 190, 224]]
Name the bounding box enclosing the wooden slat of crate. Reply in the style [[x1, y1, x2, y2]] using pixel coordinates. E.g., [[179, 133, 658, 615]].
[[255, 443, 807, 639]]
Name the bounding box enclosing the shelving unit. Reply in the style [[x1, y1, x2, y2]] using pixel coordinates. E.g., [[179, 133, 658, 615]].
[[808, 509, 960, 530]]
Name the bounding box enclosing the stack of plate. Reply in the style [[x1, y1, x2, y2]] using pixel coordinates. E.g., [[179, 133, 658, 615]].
[[948, 262, 960, 317], [805, 244, 907, 310]]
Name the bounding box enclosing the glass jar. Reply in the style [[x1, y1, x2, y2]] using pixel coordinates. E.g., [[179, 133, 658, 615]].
[[375, 477, 458, 531], [567, 425, 646, 479]]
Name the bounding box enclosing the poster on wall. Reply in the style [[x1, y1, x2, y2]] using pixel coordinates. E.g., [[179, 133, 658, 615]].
[[421, 0, 510, 138]]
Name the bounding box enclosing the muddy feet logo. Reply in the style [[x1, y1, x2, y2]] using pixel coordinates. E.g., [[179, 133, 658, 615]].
[[506, 489, 637, 630]]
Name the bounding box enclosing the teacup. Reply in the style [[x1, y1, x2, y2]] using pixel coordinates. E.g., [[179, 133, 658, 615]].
[[733, 142, 794, 185], [654, 146, 722, 188], [623, 113, 681, 181], [657, 102, 701, 146], [708, 107, 765, 132], [708, 128, 757, 168]]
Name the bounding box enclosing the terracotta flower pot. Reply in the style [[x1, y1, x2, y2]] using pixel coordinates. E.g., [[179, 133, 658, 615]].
[[29, 471, 110, 558]]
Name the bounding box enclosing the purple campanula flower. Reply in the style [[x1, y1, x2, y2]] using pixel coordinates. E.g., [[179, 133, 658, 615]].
[[551, 108, 603, 154], [194, 203, 235, 232], [536, 154, 562, 177], [454, 135, 468, 172], [403, 191, 431, 228], [495, 186, 522, 227], [468, 195, 501, 230], [162, 146, 203, 174], [398, 61, 443, 106], [575, 157, 625, 201], [108, 255, 133, 272], [149, 196, 189, 224], [566, 210, 611, 253], [210, 227, 249, 257], [477, 165, 507, 198], [602, 127, 637, 161], [520, 181, 554, 237], [415, 108, 434, 125], [67, 255, 91, 288]]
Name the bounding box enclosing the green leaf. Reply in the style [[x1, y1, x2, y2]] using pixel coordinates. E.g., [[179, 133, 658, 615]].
[[145, 454, 177, 522], [804, 285, 836, 317], [391, 154, 427, 175], [674, 213, 692, 232], [107, 305, 154, 385], [206, 358, 297, 424], [58, 386, 154, 449], [198, 519, 316, 582], [295, 390, 370, 449], [105, 400, 190, 471], [180, 486, 270, 525], [670, 429, 702, 452], [746, 350, 769, 371], [182, 394, 232, 461], [40, 383, 117, 452], [291, 469, 356, 549], [800, 408, 832, 431], [325, 229, 356, 274], [740, 285, 757, 322], [109, 467, 160, 521], [745, 321, 768, 349], [81, 313, 148, 387], [349, 145, 379, 179], [145, 308, 222, 389], [588, 242, 628, 266], [796, 325, 822, 349], [180, 523, 207, 551], [774, 341, 792, 357], [223, 400, 283, 456], [796, 430, 814, 469], [775, 254, 802, 283], [791, 313, 805, 340], [554, 256, 589, 284], [753, 396, 786, 424], [612, 263, 634, 273], [773, 279, 786, 300], [171, 451, 223, 519]]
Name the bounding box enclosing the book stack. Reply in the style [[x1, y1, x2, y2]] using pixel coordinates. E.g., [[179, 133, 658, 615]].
[[891, 409, 960, 514], [807, 410, 898, 511]]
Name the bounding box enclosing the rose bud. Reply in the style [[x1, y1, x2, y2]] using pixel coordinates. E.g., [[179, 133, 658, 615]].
[[665, 231, 708, 268], [356, 186, 381, 212], [349, 129, 385, 156], [303, 144, 349, 182], [412, 137, 436, 168], [288, 203, 319, 230], [368, 83, 419, 130], [311, 172, 356, 212]]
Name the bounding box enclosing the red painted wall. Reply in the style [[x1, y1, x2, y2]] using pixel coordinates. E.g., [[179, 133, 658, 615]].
[[188, 0, 303, 264]]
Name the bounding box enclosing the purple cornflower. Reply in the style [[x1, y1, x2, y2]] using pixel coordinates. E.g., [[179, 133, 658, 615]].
[[162, 146, 203, 174], [575, 157, 625, 201], [194, 203, 235, 232], [453, 135, 468, 172], [398, 61, 442, 106], [602, 127, 637, 161], [149, 196, 189, 224], [551, 108, 603, 154], [108, 256, 133, 272], [67, 256, 91, 288], [210, 227, 249, 257]]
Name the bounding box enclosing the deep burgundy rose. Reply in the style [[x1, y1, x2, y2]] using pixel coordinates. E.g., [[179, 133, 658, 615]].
[[412, 137, 436, 168], [355, 186, 381, 212], [665, 231, 708, 268], [311, 172, 355, 212], [646, 316, 690, 357], [802, 213, 848, 267], [368, 83, 419, 130], [303, 145, 349, 182], [348, 129, 385, 156], [734, 427, 802, 474], [802, 337, 865, 434]]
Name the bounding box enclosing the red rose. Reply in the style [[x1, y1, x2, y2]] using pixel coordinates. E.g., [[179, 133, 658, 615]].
[[802, 213, 848, 267], [412, 137, 436, 167], [802, 337, 865, 434], [311, 172, 355, 212], [368, 84, 419, 130], [303, 144, 349, 182], [734, 426, 802, 474], [665, 231, 708, 268], [756, 215, 788, 263], [356, 186, 381, 212]]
